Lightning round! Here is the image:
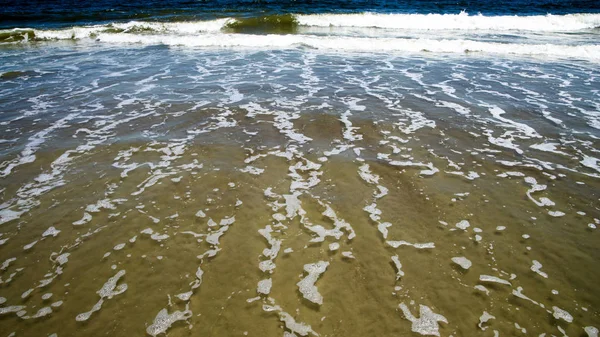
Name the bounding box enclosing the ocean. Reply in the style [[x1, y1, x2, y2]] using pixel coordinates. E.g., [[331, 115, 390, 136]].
[[0, 1, 599, 336]]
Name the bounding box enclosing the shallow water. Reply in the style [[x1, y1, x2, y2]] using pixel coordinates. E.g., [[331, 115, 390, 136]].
[[0, 42, 599, 336]]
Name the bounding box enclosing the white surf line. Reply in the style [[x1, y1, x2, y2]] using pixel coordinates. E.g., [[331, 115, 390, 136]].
[[22, 13, 600, 41], [257, 223, 281, 289], [253, 132, 355, 334], [3, 180, 132, 313], [146, 304, 193, 337], [145, 213, 236, 336], [75, 270, 128, 322], [394, 107, 436, 135], [318, 200, 356, 242], [510, 285, 577, 332], [427, 149, 482, 181], [29, 110, 233, 330], [478, 103, 542, 155], [297, 52, 322, 99], [374, 129, 440, 177], [0, 113, 79, 178], [130, 139, 191, 196], [296, 12, 600, 32], [273, 109, 312, 145], [256, 186, 322, 336], [0, 108, 156, 226], [288, 158, 323, 191], [262, 303, 318, 336], [322, 98, 366, 161], [389, 160, 439, 177], [358, 163, 392, 239], [5, 221, 115, 321], [27, 139, 199, 309], [578, 153, 600, 175], [523, 176, 556, 207], [123, 106, 243, 197], [356, 161, 424, 296], [17, 134, 210, 321]]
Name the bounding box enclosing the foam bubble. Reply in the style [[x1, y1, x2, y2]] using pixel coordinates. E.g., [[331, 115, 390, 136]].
[[552, 306, 573, 323], [358, 164, 379, 184], [240, 166, 265, 175], [451, 257, 472, 270], [378, 222, 392, 239], [581, 155, 600, 174], [21, 289, 33, 299], [455, 220, 470, 230], [259, 260, 276, 273], [297, 261, 329, 305], [146, 306, 193, 337], [548, 210, 565, 217], [479, 275, 511, 286], [474, 285, 490, 295], [1, 257, 16, 271], [42, 227, 61, 237], [478, 311, 495, 330], [387, 241, 435, 249], [530, 260, 548, 278], [391, 255, 404, 280], [363, 203, 382, 222], [585, 326, 599, 337], [257, 278, 272, 295], [55, 253, 70, 266], [263, 304, 316, 336], [76, 270, 127, 322], [0, 306, 26, 315], [398, 303, 448, 337], [73, 212, 92, 226], [175, 291, 193, 301], [31, 306, 53, 318], [512, 287, 543, 308]]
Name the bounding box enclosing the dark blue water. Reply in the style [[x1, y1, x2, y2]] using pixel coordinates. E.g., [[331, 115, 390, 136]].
[[2, 0, 600, 29]]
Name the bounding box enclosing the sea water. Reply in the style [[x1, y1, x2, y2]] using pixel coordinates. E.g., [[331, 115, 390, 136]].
[[0, 1, 599, 336]]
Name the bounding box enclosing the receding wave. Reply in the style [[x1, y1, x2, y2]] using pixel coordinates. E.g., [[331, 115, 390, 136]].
[[91, 33, 600, 61]]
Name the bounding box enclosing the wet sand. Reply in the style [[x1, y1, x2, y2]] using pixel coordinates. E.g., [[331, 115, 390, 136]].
[[1, 46, 599, 336]]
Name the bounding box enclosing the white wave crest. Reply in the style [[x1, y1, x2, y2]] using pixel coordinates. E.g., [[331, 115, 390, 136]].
[[10, 12, 599, 42], [297, 12, 600, 32], [3, 13, 599, 61], [94, 33, 600, 61], [25, 19, 227, 40], [110, 19, 228, 34]]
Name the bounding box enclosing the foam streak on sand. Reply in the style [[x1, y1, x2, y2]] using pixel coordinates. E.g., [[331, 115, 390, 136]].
[[297, 261, 329, 305], [76, 270, 127, 322], [399, 303, 448, 337]]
